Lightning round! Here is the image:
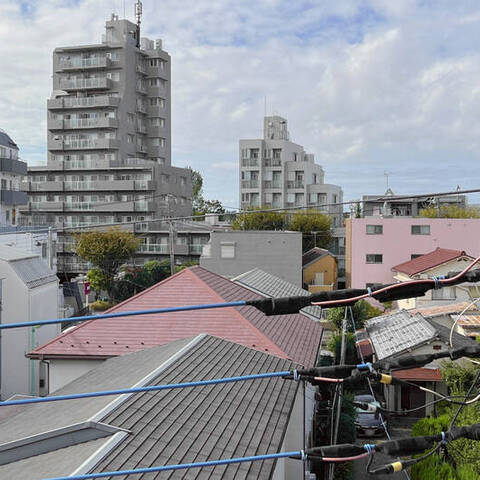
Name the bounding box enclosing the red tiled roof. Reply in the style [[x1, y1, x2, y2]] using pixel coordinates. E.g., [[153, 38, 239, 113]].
[[392, 367, 442, 382], [392, 248, 470, 276], [30, 266, 323, 367], [356, 339, 373, 358]]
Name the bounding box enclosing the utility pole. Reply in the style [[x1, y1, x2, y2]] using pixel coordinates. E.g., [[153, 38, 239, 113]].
[[168, 220, 175, 276], [47, 227, 53, 270]]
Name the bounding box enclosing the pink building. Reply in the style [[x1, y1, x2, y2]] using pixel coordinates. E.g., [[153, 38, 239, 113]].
[[346, 218, 480, 288]]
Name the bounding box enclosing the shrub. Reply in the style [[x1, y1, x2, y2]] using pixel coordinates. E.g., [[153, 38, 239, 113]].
[[90, 300, 112, 311]]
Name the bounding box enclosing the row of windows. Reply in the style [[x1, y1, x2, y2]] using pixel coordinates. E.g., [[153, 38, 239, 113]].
[[366, 225, 431, 235], [366, 253, 427, 264]]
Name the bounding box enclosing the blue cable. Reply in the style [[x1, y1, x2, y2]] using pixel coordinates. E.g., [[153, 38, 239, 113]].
[[0, 300, 247, 330], [41, 451, 302, 480], [0, 371, 291, 407]]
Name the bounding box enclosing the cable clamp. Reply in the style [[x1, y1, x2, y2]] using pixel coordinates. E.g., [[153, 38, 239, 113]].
[[364, 444, 375, 455], [432, 275, 445, 289], [367, 287, 373, 297], [440, 431, 447, 445], [293, 370, 300, 382], [300, 449, 306, 461]]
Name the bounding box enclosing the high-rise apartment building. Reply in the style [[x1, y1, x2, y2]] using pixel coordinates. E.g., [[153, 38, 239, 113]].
[[20, 14, 192, 275], [0, 130, 27, 226], [239, 116, 343, 227]]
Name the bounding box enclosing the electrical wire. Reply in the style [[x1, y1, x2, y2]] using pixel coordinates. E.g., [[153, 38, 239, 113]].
[[0, 370, 292, 407], [312, 256, 480, 308], [450, 370, 480, 430], [449, 297, 480, 347]]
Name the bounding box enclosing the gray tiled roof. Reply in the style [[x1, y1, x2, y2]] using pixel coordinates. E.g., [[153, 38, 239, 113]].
[[0, 335, 298, 479], [233, 268, 309, 299], [366, 310, 438, 360], [425, 318, 478, 349], [0, 130, 17, 150], [10, 257, 58, 288], [233, 268, 323, 321]]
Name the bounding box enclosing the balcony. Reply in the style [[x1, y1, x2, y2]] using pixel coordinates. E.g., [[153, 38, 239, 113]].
[[62, 180, 155, 191], [25, 201, 63, 211], [137, 244, 168, 254], [63, 118, 118, 129], [136, 123, 147, 134], [241, 159, 259, 168], [59, 77, 112, 91], [136, 102, 147, 114], [49, 138, 120, 150], [25, 181, 63, 192], [189, 244, 205, 255], [58, 57, 112, 71], [0, 157, 27, 175], [0, 190, 28, 206], [241, 180, 259, 189], [264, 159, 282, 167], [136, 83, 148, 95], [263, 180, 282, 189], [136, 64, 148, 75], [48, 96, 120, 110]]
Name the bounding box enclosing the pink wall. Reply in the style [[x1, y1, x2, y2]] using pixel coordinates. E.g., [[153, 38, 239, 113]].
[[349, 218, 480, 288]]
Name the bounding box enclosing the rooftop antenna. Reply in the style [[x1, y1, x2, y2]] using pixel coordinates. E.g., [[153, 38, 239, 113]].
[[384, 170, 391, 192], [134, 1, 142, 48]]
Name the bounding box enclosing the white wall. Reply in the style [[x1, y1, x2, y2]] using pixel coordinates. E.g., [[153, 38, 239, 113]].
[[0, 264, 60, 399], [48, 358, 105, 393]]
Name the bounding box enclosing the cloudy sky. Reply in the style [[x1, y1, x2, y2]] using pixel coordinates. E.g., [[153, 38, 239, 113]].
[[1, 0, 480, 208]]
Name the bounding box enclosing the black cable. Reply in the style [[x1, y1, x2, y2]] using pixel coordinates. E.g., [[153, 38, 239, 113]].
[[449, 370, 480, 430]]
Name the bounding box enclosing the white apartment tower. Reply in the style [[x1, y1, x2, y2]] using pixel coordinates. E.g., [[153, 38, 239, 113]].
[[239, 116, 343, 227], [20, 13, 192, 275]]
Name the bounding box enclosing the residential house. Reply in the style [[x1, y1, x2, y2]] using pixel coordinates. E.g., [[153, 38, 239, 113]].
[[411, 302, 480, 340], [356, 309, 476, 416], [345, 217, 480, 288], [29, 266, 323, 393], [302, 247, 338, 293], [392, 248, 477, 309], [0, 335, 308, 480], [0, 246, 60, 399], [200, 230, 303, 286]]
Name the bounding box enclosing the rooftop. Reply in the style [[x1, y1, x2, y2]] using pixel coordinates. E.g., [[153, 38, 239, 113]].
[[30, 266, 322, 367], [302, 247, 332, 267], [0, 129, 18, 151], [392, 247, 471, 276], [0, 335, 299, 479], [410, 301, 477, 318]]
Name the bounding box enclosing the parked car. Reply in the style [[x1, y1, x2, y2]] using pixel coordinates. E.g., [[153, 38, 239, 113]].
[[354, 394, 386, 437]]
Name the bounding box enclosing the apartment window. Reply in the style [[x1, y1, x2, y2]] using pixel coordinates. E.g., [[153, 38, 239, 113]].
[[149, 97, 166, 107], [151, 138, 166, 147], [127, 113, 135, 123], [366, 254, 383, 264], [220, 242, 235, 259], [127, 134, 135, 143], [366, 225, 383, 235], [411, 225, 430, 235], [0, 179, 6, 189], [150, 118, 165, 127], [149, 78, 166, 87]]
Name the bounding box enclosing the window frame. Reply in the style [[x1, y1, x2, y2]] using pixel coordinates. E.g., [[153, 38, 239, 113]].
[[366, 254, 383, 264], [411, 225, 430, 235], [366, 224, 383, 235]]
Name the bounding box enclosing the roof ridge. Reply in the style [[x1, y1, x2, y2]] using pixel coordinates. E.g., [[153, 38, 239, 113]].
[[189, 268, 288, 359]]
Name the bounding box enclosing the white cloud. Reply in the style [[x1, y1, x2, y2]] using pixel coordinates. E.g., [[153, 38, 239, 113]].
[[1, 0, 480, 205]]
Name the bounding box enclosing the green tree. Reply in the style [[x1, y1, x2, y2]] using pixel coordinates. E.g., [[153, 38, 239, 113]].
[[75, 228, 141, 300], [188, 167, 225, 216], [289, 209, 332, 251], [327, 300, 382, 332], [419, 205, 479, 219], [86, 268, 109, 297], [327, 332, 357, 365], [231, 207, 287, 230]]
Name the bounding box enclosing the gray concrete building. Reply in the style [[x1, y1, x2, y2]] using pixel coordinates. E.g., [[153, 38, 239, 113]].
[[0, 130, 28, 225], [200, 230, 303, 285], [239, 116, 343, 227], [19, 14, 192, 275]]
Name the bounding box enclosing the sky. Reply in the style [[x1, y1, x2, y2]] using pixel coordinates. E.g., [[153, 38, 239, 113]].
[[1, 0, 480, 209]]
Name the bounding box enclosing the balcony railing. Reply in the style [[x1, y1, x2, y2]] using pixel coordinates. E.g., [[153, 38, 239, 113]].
[[189, 244, 205, 255], [241, 180, 259, 189], [59, 77, 112, 90], [63, 118, 118, 129], [241, 159, 259, 167], [263, 159, 282, 167], [263, 180, 282, 189], [59, 57, 111, 69], [137, 244, 168, 254], [48, 96, 120, 109]]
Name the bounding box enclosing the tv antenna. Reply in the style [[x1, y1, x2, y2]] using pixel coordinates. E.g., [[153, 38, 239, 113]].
[[134, 1, 142, 47]]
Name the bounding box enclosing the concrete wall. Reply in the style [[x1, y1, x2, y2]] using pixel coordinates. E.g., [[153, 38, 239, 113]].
[[48, 358, 105, 393], [347, 218, 480, 288], [303, 254, 337, 293], [0, 268, 60, 399], [200, 230, 303, 285]]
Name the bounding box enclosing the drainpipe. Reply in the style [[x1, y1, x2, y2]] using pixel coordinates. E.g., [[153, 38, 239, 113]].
[[30, 327, 35, 395]]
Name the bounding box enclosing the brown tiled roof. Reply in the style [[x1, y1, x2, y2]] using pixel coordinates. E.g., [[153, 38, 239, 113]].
[[30, 266, 323, 367], [393, 367, 442, 382], [392, 248, 470, 276], [410, 302, 476, 317]]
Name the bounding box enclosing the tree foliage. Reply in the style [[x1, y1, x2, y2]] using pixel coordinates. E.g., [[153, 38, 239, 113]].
[[327, 300, 382, 332], [188, 167, 225, 216], [327, 332, 357, 365], [86, 268, 109, 295], [419, 205, 480, 219], [441, 360, 480, 394], [75, 228, 141, 299], [231, 207, 333, 251]]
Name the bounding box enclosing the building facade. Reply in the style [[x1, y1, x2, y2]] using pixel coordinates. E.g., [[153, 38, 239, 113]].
[[346, 217, 480, 288], [0, 130, 28, 225], [19, 15, 192, 275], [239, 116, 343, 228]]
